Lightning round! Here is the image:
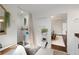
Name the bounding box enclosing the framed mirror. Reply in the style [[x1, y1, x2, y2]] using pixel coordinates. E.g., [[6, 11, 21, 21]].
[[0, 5, 10, 35], [0, 5, 5, 35], [0, 16, 6, 35]]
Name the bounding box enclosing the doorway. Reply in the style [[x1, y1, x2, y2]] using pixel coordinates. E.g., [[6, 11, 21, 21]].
[[51, 13, 67, 52]]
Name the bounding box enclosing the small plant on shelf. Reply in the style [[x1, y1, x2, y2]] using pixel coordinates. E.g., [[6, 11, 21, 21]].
[[41, 28, 48, 33]]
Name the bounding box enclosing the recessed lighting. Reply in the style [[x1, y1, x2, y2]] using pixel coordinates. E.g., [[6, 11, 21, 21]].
[[21, 10, 24, 14], [50, 16, 54, 18]]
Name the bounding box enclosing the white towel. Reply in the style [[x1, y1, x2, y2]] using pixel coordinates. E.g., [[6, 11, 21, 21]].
[[12, 45, 27, 55]]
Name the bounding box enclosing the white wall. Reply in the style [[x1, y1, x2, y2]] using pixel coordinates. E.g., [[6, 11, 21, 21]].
[[51, 14, 67, 35], [67, 10, 79, 54], [51, 18, 63, 34], [33, 17, 51, 48], [34, 7, 79, 55], [62, 23, 67, 34], [0, 5, 17, 48]]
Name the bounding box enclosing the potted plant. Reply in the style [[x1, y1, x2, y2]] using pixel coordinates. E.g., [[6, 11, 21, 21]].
[[41, 28, 48, 40], [41, 28, 48, 35], [41, 28, 48, 33]]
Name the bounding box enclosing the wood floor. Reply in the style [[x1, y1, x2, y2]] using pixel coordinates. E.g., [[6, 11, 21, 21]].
[[51, 35, 67, 52], [0, 45, 16, 55], [53, 49, 68, 55]]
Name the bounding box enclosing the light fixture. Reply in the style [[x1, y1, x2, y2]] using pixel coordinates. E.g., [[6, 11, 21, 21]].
[[0, 19, 4, 22], [20, 10, 24, 14], [18, 6, 24, 15], [50, 16, 54, 18]]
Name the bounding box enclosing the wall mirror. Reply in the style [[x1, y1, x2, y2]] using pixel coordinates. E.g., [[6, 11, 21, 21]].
[[0, 5, 10, 35], [0, 16, 5, 35], [0, 5, 5, 35]]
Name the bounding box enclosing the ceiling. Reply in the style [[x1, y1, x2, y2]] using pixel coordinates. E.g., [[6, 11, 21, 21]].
[[3, 4, 79, 18], [51, 13, 67, 22]]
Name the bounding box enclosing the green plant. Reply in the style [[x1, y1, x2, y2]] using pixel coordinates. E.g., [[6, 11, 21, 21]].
[[41, 28, 48, 33], [4, 11, 10, 28]]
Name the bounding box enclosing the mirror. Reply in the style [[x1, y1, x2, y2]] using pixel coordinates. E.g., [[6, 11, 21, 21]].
[[0, 5, 6, 35], [0, 16, 5, 34], [0, 5, 10, 35]]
